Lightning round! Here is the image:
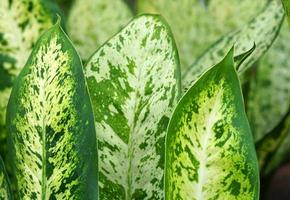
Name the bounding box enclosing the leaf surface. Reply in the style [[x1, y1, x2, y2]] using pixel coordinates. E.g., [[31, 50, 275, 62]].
[[85, 14, 180, 199], [165, 49, 259, 200], [183, 0, 284, 91], [282, 0, 290, 25], [6, 23, 98, 199], [67, 0, 133, 60], [0, 156, 11, 200]]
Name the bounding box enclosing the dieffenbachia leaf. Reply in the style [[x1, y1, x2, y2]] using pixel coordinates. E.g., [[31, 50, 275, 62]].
[[183, 0, 284, 91], [247, 22, 290, 142], [282, 0, 290, 25], [256, 110, 290, 175], [137, 0, 267, 71], [85, 15, 180, 199], [6, 22, 98, 199], [0, 0, 59, 162], [165, 49, 259, 200], [0, 156, 11, 199], [67, 0, 133, 61]]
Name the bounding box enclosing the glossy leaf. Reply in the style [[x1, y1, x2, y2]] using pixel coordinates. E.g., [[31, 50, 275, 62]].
[[0, 156, 11, 199], [247, 22, 290, 142], [137, 0, 266, 71], [6, 23, 98, 199], [183, 0, 284, 91], [67, 0, 133, 61], [0, 0, 58, 162], [165, 49, 259, 200], [85, 15, 180, 199]]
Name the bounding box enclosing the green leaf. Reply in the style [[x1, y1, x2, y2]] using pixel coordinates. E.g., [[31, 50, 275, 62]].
[[6, 22, 98, 199], [0, 0, 59, 163], [247, 22, 290, 142], [165, 49, 259, 200], [137, 0, 267, 71], [85, 14, 180, 199], [0, 156, 11, 200], [256, 110, 290, 176], [282, 0, 290, 25], [183, 0, 285, 91], [67, 0, 133, 61]]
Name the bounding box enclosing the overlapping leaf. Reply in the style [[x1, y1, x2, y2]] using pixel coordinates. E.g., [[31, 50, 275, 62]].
[[85, 15, 180, 199], [137, 0, 266, 71], [247, 22, 290, 142], [183, 0, 284, 91], [6, 22, 98, 199], [165, 49, 259, 200], [68, 0, 133, 61], [0, 156, 11, 199], [0, 0, 59, 162]]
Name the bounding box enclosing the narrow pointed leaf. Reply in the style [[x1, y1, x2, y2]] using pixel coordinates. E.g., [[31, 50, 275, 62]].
[[85, 15, 180, 199], [68, 0, 133, 61], [165, 49, 259, 200], [183, 0, 284, 91], [0, 157, 11, 199], [247, 22, 290, 142], [6, 23, 98, 199], [0, 0, 59, 162], [282, 0, 290, 25], [137, 0, 267, 71]]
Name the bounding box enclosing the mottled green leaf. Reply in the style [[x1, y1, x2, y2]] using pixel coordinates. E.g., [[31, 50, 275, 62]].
[[67, 0, 133, 61], [247, 22, 290, 142], [85, 14, 180, 199], [256, 110, 290, 176], [183, 0, 284, 91], [0, 156, 11, 200], [165, 49, 259, 200], [6, 22, 98, 199], [137, 0, 266, 71], [0, 0, 59, 163], [282, 0, 290, 25]]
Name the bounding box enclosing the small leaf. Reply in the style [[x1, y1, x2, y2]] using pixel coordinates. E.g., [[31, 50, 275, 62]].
[[0, 156, 11, 200], [165, 49, 259, 200], [6, 23, 98, 199], [282, 0, 290, 26], [0, 0, 59, 163], [183, 0, 284, 91], [85, 14, 180, 199], [67, 0, 133, 61]]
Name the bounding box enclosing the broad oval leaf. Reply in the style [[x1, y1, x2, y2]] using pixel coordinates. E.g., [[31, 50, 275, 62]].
[[137, 0, 267, 71], [6, 22, 98, 199], [165, 49, 259, 200], [85, 14, 181, 199], [0, 0, 59, 163], [183, 0, 284, 91], [0, 156, 11, 199], [67, 0, 133, 61]]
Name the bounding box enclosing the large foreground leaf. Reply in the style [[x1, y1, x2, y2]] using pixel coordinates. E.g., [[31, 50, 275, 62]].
[[247, 22, 290, 142], [0, 0, 59, 162], [183, 0, 284, 90], [85, 15, 180, 199], [68, 0, 133, 60], [137, 0, 266, 70], [6, 22, 98, 199], [165, 49, 259, 200], [0, 156, 11, 199]]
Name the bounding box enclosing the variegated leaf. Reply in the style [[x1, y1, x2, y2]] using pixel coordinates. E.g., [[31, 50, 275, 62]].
[[256, 110, 290, 175], [282, 0, 290, 25], [0, 156, 11, 199], [0, 0, 59, 163], [6, 22, 98, 199], [137, 0, 266, 71], [67, 0, 133, 61], [247, 22, 290, 142], [85, 15, 180, 199], [183, 0, 284, 91], [165, 49, 259, 200]]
